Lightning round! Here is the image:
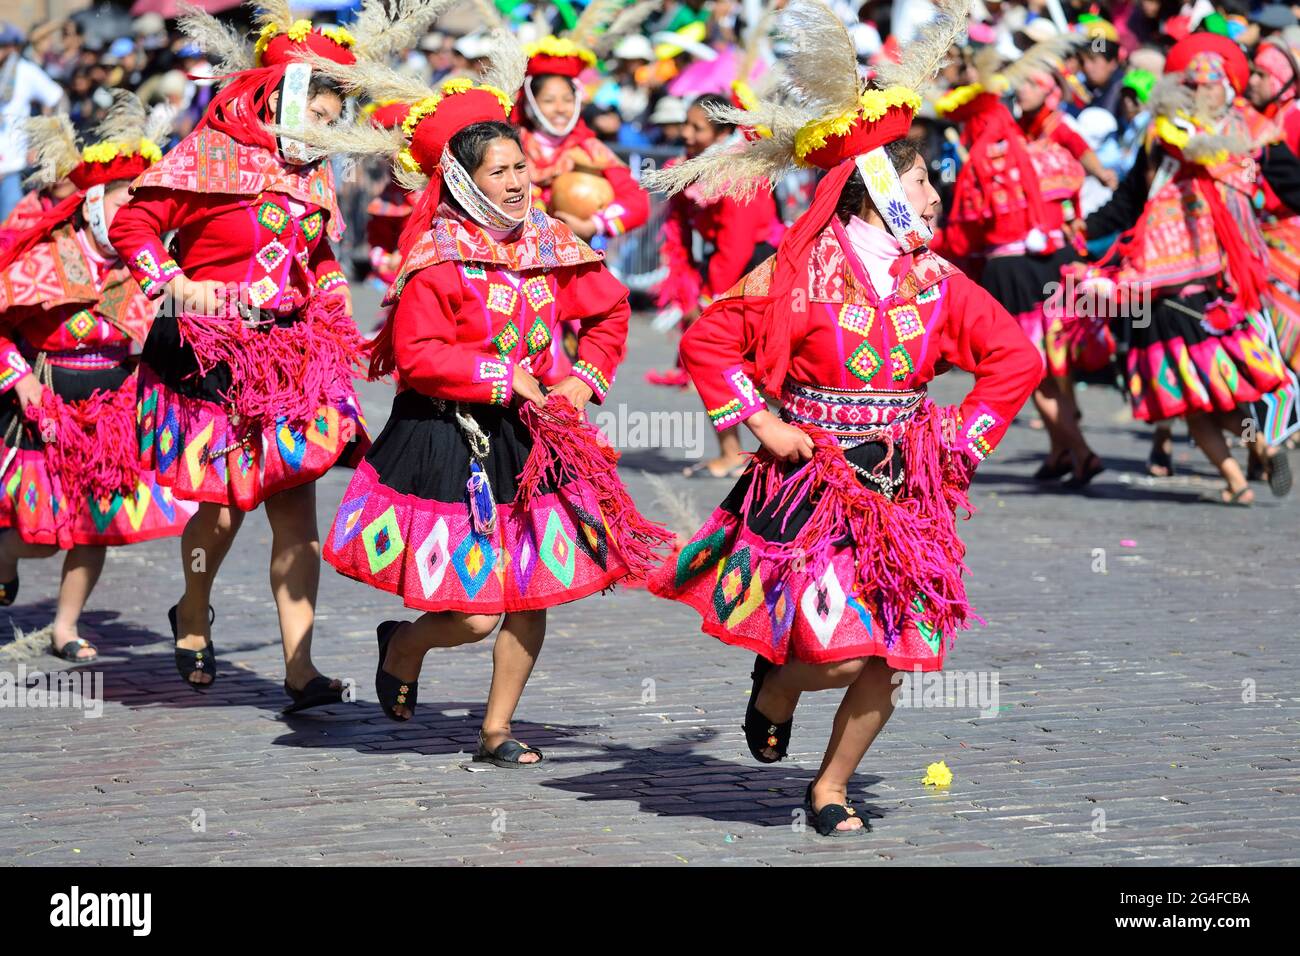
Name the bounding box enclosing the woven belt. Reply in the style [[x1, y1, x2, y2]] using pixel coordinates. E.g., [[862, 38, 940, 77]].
[[20, 342, 130, 371], [780, 381, 925, 447]]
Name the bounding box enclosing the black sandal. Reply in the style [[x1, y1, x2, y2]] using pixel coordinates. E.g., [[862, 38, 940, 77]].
[[743, 654, 792, 764], [1063, 454, 1105, 489], [375, 620, 417, 721], [473, 732, 544, 768], [1032, 454, 1072, 482], [1147, 445, 1175, 478], [0, 575, 17, 606], [49, 637, 98, 662], [282, 675, 345, 714], [804, 782, 871, 837], [168, 602, 216, 690]]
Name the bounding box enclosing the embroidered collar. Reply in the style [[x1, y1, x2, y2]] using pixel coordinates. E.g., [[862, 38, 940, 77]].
[[386, 207, 603, 302], [131, 127, 344, 241]]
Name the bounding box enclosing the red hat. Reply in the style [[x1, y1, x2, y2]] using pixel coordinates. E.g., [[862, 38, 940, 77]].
[[366, 100, 412, 131], [68, 148, 158, 190], [792, 89, 922, 170], [1166, 32, 1249, 95], [255, 20, 357, 69], [399, 80, 514, 177], [523, 36, 597, 79]]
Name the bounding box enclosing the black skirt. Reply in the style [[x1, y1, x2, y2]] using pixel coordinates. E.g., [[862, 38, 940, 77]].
[[980, 247, 1079, 316], [0, 363, 131, 451], [363, 391, 538, 504], [719, 439, 905, 545]]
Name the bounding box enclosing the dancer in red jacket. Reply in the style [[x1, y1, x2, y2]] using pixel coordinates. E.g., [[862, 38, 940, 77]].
[[0, 92, 192, 662], [646, 0, 1039, 837]]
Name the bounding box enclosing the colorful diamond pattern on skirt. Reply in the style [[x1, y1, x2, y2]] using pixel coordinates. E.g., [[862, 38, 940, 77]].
[[569, 502, 608, 571], [332, 492, 369, 550], [453, 530, 496, 598], [414, 517, 451, 598], [647, 508, 957, 672], [323, 461, 630, 614], [363, 505, 405, 575], [137, 367, 369, 511], [540, 509, 576, 587]]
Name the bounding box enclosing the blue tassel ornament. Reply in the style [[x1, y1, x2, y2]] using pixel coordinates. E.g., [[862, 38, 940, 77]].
[[467, 460, 498, 535]]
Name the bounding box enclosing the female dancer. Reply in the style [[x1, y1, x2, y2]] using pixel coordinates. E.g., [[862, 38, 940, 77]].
[[297, 41, 670, 765], [936, 38, 1107, 487], [649, 92, 786, 478], [0, 93, 191, 661], [363, 100, 417, 297], [1083, 34, 1294, 505], [108, 1, 446, 705], [511, 4, 657, 383], [646, 0, 1040, 835]]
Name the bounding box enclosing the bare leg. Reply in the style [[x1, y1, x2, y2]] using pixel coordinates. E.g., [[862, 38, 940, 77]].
[[380, 611, 501, 719], [480, 610, 546, 761], [1187, 411, 1252, 503], [752, 657, 868, 761], [0, 528, 59, 581], [1148, 423, 1175, 477], [263, 482, 334, 690], [1050, 375, 1099, 479], [1031, 378, 1069, 467], [810, 658, 899, 832], [176, 501, 245, 684], [51, 545, 106, 658], [686, 426, 748, 477]]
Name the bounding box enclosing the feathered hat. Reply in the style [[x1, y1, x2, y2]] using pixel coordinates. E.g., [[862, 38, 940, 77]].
[[1, 91, 174, 268], [511, 0, 661, 135], [176, 0, 453, 155], [728, 0, 778, 141], [1164, 31, 1249, 99], [642, 0, 970, 395]]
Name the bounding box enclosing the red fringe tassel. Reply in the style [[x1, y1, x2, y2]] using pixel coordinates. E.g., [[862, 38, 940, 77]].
[[515, 396, 673, 578], [740, 402, 977, 640], [175, 294, 363, 435]]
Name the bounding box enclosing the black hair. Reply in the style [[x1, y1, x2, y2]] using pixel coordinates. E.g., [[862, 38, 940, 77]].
[[528, 73, 574, 98], [835, 139, 922, 224], [690, 93, 735, 133], [307, 73, 346, 101], [448, 120, 522, 173]]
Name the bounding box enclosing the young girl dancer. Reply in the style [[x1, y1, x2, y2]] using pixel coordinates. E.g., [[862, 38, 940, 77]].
[[0, 93, 191, 661], [108, 1, 447, 706], [296, 37, 670, 765], [646, 0, 1040, 835]]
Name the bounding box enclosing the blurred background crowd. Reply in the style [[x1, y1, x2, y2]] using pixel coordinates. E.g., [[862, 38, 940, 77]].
[[5, 0, 1300, 279]]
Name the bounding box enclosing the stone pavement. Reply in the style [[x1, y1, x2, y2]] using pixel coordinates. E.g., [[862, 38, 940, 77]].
[[1, 283, 1297, 866]]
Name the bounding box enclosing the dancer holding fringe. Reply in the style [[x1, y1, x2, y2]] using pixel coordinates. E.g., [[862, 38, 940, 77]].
[[294, 34, 670, 766], [108, 1, 449, 706], [646, 0, 1040, 835], [0, 92, 193, 661]]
